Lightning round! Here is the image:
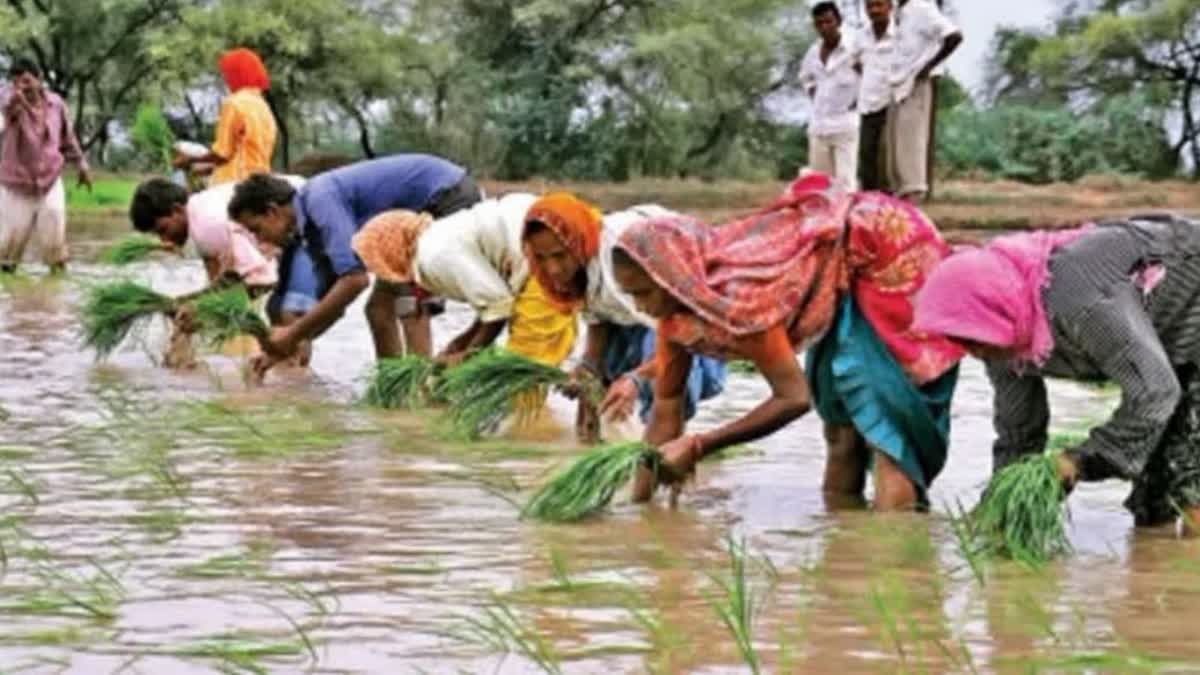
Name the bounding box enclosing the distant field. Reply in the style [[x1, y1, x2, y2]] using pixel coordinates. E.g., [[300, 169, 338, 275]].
[[68, 173, 1199, 233]]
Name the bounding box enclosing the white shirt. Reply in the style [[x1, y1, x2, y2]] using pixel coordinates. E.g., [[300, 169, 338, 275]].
[[583, 204, 667, 328], [413, 193, 537, 323], [891, 0, 959, 102], [185, 175, 305, 286], [800, 34, 861, 136], [857, 22, 898, 115]]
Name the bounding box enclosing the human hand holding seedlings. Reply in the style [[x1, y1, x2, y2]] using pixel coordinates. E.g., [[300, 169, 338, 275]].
[[600, 375, 639, 422], [1055, 450, 1081, 497]]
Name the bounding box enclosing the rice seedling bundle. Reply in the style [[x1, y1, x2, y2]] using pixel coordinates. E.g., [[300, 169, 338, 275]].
[[436, 348, 570, 439], [100, 235, 165, 265], [82, 280, 175, 358], [521, 442, 661, 522], [191, 286, 270, 346], [970, 451, 1072, 565], [363, 355, 441, 409]]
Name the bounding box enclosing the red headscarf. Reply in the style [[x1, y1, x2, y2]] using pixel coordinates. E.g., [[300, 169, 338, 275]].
[[617, 173, 964, 385], [523, 193, 603, 310], [219, 48, 271, 92]]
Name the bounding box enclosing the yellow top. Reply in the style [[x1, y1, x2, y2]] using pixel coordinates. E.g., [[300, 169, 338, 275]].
[[506, 276, 578, 367], [210, 88, 277, 185]]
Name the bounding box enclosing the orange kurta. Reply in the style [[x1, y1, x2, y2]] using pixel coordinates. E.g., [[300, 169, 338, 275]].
[[210, 88, 277, 185]]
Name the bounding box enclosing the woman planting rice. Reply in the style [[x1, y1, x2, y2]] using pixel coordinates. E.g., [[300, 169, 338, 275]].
[[615, 173, 963, 511], [520, 193, 726, 435], [350, 194, 577, 369], [913, 214, 1200, 532]]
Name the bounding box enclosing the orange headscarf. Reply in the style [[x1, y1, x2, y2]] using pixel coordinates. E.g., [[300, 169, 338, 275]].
[[219, 48, 271, 92], [523, 193, 603, 310]]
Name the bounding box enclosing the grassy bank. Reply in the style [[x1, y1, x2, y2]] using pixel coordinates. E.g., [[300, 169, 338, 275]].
[[67, 173, 1199, 232]]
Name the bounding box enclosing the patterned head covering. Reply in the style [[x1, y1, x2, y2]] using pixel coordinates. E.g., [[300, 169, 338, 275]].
[[614, 173, 849, 339], [617, 172, 964, 385], [522, 193, 603, 310], [219, 48, 271, 92], [913, 226, 1091, 367], [351, 210, 435, 284]]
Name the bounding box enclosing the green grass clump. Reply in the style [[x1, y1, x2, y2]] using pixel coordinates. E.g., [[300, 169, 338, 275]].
[[191, 285, 269, 346], [81, 280, 175, 358], [970, 452, 1072, 565], [99, 235, 165, 265], [363, 355, 441, 409], [436, 348, 569, 439], [66, 177, 137, 210], [521, 442, 660, 522]]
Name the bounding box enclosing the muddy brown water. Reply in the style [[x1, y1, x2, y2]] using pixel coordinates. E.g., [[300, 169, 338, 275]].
[[2, 223, 1200, 675]]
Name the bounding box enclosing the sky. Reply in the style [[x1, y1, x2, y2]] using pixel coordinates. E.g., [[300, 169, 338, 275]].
[[942, 0, 1057, 96]]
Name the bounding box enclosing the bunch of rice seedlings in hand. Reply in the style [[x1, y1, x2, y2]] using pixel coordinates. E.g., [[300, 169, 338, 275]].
[[82, 280, 175, 358], [363, 355, 441, 409], [436, 348, 569, 439], [99, 235, 167, 265], [191, 286, 270, 347], [521, 442, 661, 522], [971, 452, 1072, 565]]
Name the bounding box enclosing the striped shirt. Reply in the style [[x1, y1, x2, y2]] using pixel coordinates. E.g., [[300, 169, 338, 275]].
[[988, 214, 1200, 480], [210, 88, 277, 185]]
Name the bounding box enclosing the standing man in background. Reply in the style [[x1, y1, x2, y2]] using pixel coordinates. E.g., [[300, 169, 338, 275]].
[[800, 2, 861, 193], [856, 0, 896, 193], [0, 58, 92, 275], [887, 0, 961, 203]]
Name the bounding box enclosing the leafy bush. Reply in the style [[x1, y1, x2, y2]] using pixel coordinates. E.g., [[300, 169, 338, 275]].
[[130, 104, 176, 172], [937, 94, 1177, 183]]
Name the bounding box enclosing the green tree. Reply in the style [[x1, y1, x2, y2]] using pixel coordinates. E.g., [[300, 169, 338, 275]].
[[985, 0, 1200, 176], [0, 1, 185, 154]]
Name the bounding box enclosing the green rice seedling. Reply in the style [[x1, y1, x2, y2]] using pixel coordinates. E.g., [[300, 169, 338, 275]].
[[99, 235, 165, 265], [521, 442, 660, 522], [362, 355, 440, 409], [191, 285, 269, 346], [971, 452, 1072, 565], [167, 632, 309, 673], [176, 541, 274, 579], [451, 594, 562, 675], [727, 360, 758, 375], [705, 537, 774, 675], [946, 498, 987, 587], [81, 280, 175, 358], [436, 348, 570, 438]]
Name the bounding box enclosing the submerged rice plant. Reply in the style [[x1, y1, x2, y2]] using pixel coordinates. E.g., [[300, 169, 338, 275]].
[[363, 355, 441, 409], [705, 538, 776, 675], [970, 452, 1072, 565], [191, 285, 269, 346], [81, 280, 175, 358], [99, 235, 165, 265], [451, 595, 562, 675], [521, 442, 661, 522], [436, 348, 570, 438]]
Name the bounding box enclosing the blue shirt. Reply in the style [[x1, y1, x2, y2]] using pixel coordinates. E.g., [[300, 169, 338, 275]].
[[294, 154, 466, 277]]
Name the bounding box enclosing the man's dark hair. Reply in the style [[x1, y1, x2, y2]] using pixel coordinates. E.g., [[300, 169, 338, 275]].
[[812, 1, 841, 21], [129, 179, 188, 233], [9, 58, 40, 78], [228, 174, 297, 220]]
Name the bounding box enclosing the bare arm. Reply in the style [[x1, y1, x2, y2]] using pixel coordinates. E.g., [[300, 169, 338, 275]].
[[692, 353, 811, 457], [917, 32, 963, 80], [280, 272, 370, 346]]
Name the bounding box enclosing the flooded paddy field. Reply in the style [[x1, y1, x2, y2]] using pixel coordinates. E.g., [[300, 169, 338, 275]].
[[2, 221, 1200, 674]]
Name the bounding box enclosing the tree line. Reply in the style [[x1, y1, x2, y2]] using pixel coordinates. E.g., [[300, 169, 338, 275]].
[[1, 0, 1196, 181]]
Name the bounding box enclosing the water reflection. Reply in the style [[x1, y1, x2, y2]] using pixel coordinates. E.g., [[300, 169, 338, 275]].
[[0, 231, 1198, 673]]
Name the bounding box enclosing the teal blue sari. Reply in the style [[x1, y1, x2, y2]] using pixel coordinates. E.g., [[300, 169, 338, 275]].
[[805, 297, 958, 497]]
